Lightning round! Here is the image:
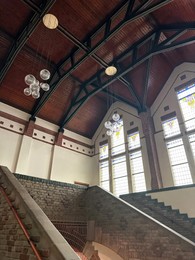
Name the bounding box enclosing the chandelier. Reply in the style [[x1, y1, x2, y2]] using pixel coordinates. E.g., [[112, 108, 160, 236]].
[[24, 69, 50, 99], [104, 112, 121, 136], [23, 14, 58, 99]]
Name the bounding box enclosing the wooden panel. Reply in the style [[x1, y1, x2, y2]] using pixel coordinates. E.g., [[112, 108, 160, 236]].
[[51, 0, 122, 40], [0, 0, 33, 37], [153, 0, 195, 24], [66, 95, 108, 138]]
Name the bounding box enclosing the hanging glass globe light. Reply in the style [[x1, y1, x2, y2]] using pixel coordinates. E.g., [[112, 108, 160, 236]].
[[106, 129, 113, 136], [24, 74, 36, 85], [32, 90, 40, 99], [30, 83, 40, 92], [40, 69, 51, 80], [40, 82, 50, 91], [24, 87, 32, 96], [104, 121, 112, 129], [112, 112, 120, 122], [34, 79, 40, 86], [24, 69, 50, 98]]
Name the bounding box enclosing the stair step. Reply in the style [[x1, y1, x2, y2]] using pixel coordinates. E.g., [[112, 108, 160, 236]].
[[121, 193, 195, 242]]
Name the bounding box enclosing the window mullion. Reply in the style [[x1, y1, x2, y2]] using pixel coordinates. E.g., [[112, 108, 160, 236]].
[[108, 136, 113, 193], [125, 134, 132, 193]]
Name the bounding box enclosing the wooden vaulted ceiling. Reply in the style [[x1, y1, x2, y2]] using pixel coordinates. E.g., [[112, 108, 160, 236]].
[[0, 0, 195, 138]]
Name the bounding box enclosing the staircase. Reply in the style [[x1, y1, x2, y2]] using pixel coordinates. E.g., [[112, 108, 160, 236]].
[[15, 173, 89, 258], [120, 192, 195, 243], [0, 166, 80, 260]]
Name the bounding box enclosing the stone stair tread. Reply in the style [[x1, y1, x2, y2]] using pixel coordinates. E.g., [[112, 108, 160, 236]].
[[121, 193, 195, 242]]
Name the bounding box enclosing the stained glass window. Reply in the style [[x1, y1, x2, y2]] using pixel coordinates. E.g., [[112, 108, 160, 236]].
[[162, 117, 180, 138], [111, 119, 125, 156], [177, 83, 195, 131], [128, 131, 140, 150], [99, 143, 108, 160]]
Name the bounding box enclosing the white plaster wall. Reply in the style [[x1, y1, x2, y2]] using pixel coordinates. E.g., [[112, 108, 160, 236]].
[[0, 102, 97, 185], [151, 63, 195, 187], [0, 128, 22, 172], [50, 146, 98, 185], [26, 139, 53, 179], [148, 186, 195, 218]]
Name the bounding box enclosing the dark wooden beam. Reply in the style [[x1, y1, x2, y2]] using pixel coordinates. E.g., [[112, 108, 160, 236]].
[[0, 0, 56, 85]]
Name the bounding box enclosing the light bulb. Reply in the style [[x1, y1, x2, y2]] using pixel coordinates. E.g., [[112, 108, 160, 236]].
[[24, 87, 32, 96], [40, 69, 50, 80], [32, 90, 40, 99], [40, 83, 50, 91], [106, 129, 113, 136], [105, 66, 117, 76], [112, 112, 120, 122], [24, 74, 35, 85], [104, 121, 112, 129], [30, 83, 40, 92], [43, 14, 58, 29]]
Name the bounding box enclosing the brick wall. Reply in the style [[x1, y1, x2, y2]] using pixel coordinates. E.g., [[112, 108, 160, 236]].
[[0, 190, 36, 260], [14, 174, 195, 259], [86, 186, 195, 260], [16, 174, 87, 222]]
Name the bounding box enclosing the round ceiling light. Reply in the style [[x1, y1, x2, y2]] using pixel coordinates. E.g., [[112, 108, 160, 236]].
[[105, 66, 117, 76], [43, 14, 58, 29]]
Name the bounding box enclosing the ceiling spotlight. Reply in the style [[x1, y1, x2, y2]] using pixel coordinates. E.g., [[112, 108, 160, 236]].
[[105, 66, 117, 76], [43, 14, 58, 29]]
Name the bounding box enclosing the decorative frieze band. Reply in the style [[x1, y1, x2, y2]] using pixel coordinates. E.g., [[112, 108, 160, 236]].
[[0, 111, 94, 156]]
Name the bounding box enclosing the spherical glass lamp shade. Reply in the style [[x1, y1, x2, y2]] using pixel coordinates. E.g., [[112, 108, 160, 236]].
[[34, 79, 40, 86], [40, 69, 50, 80], [112, 112, 120, 122], [40, 83, 50, 91], [30, 83, 40, 92], [32, 90, 40, 99], [24, 74, 35, 85], [106, 129, 113, 136], [24, 87, 32, 96], [43, 14, 58, 29], [104, 121, 112, 129], [105, 66, 117, 76]]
